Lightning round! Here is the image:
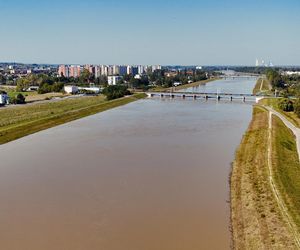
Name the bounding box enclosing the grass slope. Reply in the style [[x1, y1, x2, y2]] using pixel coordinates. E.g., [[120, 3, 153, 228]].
[[253, 78, 271, 95], [261, 98, 300, 127], [231, 106, 297, 249], [0, 93, 146, 145], [272, 115, 300, 229]]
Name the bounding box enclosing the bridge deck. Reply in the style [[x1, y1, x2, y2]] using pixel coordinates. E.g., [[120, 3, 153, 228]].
[[147, 91, 257, 97]]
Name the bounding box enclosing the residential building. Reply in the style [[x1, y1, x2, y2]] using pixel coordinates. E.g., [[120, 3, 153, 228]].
[[101, 65, 108, 76], [94, 66, 101, 78], [58, 65, 69, 77], [113, 65, 120, 75], [107, 65, 114, 76], [131, 66, 139, 76], [64, 85, 79, 94], [119, 65, 128, 76], [127, 65, 132, 75], [69, 65, 81, 78], [108, 76, 122, 85]]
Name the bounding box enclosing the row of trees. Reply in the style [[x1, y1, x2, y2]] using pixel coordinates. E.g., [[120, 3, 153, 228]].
[[147, 69, 208, 88], [266, 69, 285, 89]]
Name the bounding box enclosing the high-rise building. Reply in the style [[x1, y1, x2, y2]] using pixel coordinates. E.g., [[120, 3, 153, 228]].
[[94, 65, 101, 78], [107, 65, 114, 76], [85, 64, 95, 74], [152, 65, 162, 72], [58, 65, 69, 77], [101, 65, 108, 76], [113, 65, 120, 75], [138, 65, 146, 75], [69, 65, 81, 78], [127, 65, 132, 75], [131, 66, 139, 76], [119, 65, 128, 76]]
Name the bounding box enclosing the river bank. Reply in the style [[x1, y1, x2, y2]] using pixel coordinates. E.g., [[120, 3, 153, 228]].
[[252, 77, 272, 95], [150, 78, 219, 92], [231, 104, 300, 249], [0, 93, 146, 145], [0, 77, 218, 145]]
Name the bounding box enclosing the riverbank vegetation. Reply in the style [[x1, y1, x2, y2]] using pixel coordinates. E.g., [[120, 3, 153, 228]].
[[0, 93, 146, 145], [261, 98, 300, 127], [266, 68, 300, 97], [102, 85, 131, 100], [231, 106, 298, 249], [253, 78, 272, 95]]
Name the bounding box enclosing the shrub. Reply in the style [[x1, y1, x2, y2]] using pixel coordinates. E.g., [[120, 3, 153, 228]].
[[278, 98, 294, 112], [10, 93, 26, 104], [102, 85, 131, 100]]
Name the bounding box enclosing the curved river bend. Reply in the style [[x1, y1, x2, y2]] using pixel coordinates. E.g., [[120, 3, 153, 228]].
[[0, 77, 256, 250]]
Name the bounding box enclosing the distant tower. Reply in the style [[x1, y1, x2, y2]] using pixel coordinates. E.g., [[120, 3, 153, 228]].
[[255, 59, 259, 67]]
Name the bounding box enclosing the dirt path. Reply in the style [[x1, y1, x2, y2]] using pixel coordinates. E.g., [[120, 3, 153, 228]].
[[260, 79, 264, 91], [267, 109, 300, 248]]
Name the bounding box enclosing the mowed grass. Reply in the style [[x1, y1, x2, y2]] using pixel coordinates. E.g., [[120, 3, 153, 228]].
[[261, 98, 300, 127], [231, 106, 297, 249], [272, 115, 300, 229], [0, 87, 68, 102], [253, 78, 271, 95], [0, 93, 146, 145]]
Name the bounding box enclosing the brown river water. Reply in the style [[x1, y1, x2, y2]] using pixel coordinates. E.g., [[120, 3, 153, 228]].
[[0, 78, 255, 250]]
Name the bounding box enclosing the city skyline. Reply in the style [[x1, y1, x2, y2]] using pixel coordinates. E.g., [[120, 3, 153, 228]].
[[0, 0, 300, 65]]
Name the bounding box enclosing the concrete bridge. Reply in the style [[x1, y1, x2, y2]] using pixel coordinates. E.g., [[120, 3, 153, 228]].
[[147, 91, 266, 103]]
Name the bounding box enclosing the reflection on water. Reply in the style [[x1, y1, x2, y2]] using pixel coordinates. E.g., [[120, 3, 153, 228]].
[[0, 78, 255, 250]]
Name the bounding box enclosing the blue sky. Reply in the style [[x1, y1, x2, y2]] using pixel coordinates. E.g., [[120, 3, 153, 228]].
[[0, 0, 299, 65]]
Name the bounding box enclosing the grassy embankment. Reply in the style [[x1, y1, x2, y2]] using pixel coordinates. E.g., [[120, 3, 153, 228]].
[[0, 93, 146, 145], [272, 115, 300, 229], [0, 86, 68, 102], [261, 98, 300, 127], [253, 77, 272, 95], [231, 106, 299, 249], [150, 78, 219, 92]]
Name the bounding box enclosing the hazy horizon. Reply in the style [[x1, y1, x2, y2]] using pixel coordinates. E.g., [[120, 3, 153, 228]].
[[0, 0, 300, 65]]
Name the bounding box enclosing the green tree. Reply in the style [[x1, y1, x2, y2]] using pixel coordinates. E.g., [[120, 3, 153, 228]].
[[278, 98, 294, 112], [10, 93, 26, 104], [102, 85, 131, 100], [80, 69, 92, 84]]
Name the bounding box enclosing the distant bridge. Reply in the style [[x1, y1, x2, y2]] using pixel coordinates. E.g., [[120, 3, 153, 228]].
[[220, 75, 259, 80], [146, 91, 267, 103]]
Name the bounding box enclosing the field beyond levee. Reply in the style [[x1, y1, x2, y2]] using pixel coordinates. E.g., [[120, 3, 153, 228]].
[[231, 106, 300, 249], [0, 93, 146, 145]]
